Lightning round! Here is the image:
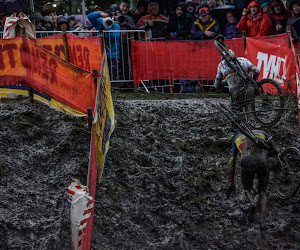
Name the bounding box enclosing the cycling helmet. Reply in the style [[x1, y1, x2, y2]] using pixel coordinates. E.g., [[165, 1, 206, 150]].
[[221, 49, 235, 61]]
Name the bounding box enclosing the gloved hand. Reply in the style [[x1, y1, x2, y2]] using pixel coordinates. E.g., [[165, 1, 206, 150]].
[[226, 182, 236, 198]]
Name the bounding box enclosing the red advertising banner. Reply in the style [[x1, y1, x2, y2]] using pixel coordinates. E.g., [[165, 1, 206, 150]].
[[245, 34, 298, 95], [131, 38, 244, 84], [0, 37, 97, 114]]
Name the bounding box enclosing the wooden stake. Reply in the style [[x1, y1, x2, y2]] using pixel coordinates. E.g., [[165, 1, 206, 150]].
[[99, 31, 105, 55], [129, 32, 138, 93], [87, 108, 93, 132], [286, 26, 292, 49], [62, 27, 70, 62], [28, 86, 34, 102], [92, 69, 99, 87], [242, 30, 247, 51]]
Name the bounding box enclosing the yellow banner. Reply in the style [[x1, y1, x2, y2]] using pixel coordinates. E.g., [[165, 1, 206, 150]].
[[0, 85, 85, 116], [92, 53, 115, 180]]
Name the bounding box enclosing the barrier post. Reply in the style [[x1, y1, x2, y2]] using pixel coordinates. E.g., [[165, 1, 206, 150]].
[[28, 86, 34, 102], [130, 32, 138, 93], [242, 30, 247, 51], [62, 27, 70, 62], [21, 27, 35, 100], [92, 69, 99, 86], [87, 108, 93, 132], [286, 25, 292, 49], [99, 31, 105, 54]]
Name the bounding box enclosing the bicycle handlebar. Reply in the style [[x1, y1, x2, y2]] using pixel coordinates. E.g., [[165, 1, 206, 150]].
[[213, 35, 259, 86], [214, 34, 225, 43], [214, 35, 228, 48]]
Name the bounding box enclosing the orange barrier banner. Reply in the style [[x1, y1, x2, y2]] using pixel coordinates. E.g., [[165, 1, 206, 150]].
[[36, 33, 102, 72], [36, 33, 65, 58], [131, 38, 244, 84], [245, 34, 298, 95], [0, 37, 26, 84], [66, 34, 102, 72], [0, 37, 96, 113]]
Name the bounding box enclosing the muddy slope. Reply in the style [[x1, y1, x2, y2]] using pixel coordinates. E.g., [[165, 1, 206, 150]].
[[0, 95, 299, 249], [0, 99, 90, 249]]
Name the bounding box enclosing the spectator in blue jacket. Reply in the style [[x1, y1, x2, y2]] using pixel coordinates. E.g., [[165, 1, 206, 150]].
[[224, 11, 242, 39], [191, 7, 220, 40], [88, 11, 121, 85]]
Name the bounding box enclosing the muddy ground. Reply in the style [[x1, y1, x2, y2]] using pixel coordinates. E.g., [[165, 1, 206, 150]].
[[0, 92, 299, 249]]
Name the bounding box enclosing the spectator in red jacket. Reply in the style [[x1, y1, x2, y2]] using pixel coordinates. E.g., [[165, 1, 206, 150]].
[[271, 0, 291, 24], [237, 0, 273, 37]]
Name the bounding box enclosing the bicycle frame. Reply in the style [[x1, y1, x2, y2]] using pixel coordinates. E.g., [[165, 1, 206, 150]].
[[214, 35, 285, 127], [214, 36, 259, 91], [217, 102, 271, 151]]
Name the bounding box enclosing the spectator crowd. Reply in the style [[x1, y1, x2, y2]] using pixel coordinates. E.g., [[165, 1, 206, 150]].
[[1, 0, 300, 41], [1, 0, 300, 90]]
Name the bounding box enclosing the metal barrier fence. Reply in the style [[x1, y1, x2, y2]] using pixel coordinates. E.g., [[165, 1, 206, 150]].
[[99, 30, 148, 92], [0, 29, 214, 92]]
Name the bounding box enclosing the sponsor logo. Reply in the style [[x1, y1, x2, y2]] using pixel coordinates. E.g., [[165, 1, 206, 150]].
[[256, 51, 287, 86]]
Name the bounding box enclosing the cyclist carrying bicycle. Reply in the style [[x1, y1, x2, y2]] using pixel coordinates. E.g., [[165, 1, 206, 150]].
[[226, 129, 280, 230], [214, 49, 260, 111]]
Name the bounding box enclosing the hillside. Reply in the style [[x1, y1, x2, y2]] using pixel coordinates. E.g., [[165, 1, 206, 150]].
[[0, 93, 299, 249]]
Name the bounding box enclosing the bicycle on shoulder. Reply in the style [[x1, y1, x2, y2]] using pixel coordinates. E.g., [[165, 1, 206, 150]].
[[214, 35, 285, 127], [217, 102, 300, 201]]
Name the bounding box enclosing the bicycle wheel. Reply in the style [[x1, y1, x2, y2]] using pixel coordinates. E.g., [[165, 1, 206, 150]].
[[252, 78, 285, 127], [216, 103, 271, 150], [274, 147, 300, 200]]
